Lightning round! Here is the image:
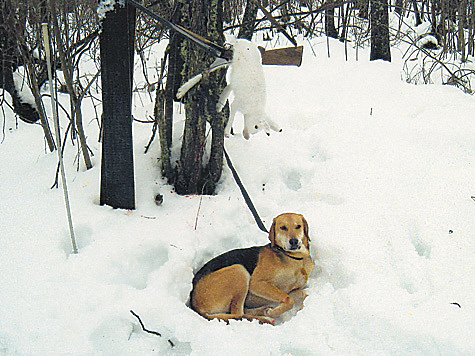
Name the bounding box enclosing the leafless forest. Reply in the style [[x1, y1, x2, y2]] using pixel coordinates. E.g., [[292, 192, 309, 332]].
[[1, 0, 473, 174]]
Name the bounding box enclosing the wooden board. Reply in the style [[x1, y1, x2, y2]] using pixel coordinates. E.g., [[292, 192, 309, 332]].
[[259, 46, 304, 67]]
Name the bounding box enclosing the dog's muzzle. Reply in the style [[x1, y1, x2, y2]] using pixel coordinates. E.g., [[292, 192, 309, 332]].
[[289, 238, 300, 250]]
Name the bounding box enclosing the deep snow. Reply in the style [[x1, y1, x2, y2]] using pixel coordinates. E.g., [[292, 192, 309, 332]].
[[0, 34, 474, 355]]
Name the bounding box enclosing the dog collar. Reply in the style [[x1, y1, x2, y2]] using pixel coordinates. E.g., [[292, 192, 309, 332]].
[[272, 245, 304, 261]]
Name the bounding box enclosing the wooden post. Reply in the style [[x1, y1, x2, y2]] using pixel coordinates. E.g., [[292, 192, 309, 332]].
[[99, 1, 136, 210]]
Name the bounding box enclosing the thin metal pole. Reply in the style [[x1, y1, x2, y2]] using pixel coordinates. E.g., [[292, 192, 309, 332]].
[[41, 23, 78, 254]]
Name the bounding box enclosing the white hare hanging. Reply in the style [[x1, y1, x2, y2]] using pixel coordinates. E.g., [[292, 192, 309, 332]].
[[177, 39, 281, 140]]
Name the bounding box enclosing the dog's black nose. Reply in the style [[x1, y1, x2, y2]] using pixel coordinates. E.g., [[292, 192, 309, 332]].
[[289, 238, 299, 249]]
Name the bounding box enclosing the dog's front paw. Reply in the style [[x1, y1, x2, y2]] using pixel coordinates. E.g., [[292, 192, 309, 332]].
[[257, 316, 275, 325]]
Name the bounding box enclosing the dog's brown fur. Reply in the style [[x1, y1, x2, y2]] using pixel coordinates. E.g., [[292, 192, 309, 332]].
[[190, 213, 314, 324]]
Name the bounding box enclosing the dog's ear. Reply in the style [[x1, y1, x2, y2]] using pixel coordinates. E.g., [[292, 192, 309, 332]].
[[268, 218, 276, 247], [302, 216, 310, 242]]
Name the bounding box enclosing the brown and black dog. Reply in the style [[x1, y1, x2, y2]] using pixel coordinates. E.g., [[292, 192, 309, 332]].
[[190, 213, 314, 324]]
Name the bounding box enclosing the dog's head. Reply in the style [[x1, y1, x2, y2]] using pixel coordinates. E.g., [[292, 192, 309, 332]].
[[268, 213, 310, 256]]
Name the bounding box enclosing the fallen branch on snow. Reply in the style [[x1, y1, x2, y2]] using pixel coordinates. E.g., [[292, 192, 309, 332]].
[[130, 310, 175, 348]]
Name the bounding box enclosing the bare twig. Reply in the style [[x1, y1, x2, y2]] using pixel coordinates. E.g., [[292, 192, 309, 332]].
[[194, 195, 203, 230], [130, 310, 161, 336], [129, 310, 175, 348]]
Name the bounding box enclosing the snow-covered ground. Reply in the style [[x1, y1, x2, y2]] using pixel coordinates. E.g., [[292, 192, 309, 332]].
[[1, 34, 474, 355]]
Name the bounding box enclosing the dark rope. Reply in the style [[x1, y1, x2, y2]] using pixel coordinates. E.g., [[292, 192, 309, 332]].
[[224, 147, 269, 234], [124, 0, 231, 60]]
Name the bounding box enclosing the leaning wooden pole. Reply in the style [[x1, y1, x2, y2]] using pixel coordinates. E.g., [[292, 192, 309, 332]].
[[41, 23, 78, 254]]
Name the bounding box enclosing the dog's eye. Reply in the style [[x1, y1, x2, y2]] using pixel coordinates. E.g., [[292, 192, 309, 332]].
[[254, 125, 259, 129], [296, 225, 301, 229], [280, 226, 288, 231]]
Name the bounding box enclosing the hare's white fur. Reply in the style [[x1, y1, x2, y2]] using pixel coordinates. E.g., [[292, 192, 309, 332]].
[[217, 39, 281, 139]]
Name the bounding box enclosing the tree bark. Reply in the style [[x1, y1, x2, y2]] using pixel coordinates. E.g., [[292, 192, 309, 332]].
[[99, 1, 136, 209], [358, 0, 369, 19], [238, 0, 259, 40], [412, 0, 422, 26], [370, 0, 391, 62], [49, 0, 92, 169], [395, 0, 404, 16], [339, 3, 351, 42], [159, 2, 185, 182], [0, 0, 41, 124], [325, 0, 339, 38], [175, 0, 226, 195], [458, 0, 468, 61]]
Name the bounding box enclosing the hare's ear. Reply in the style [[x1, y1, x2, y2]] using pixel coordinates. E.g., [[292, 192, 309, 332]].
[[268, 219, 277, 247]]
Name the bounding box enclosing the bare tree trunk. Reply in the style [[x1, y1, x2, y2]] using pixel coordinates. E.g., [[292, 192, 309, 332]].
[[238, 0, 259, 40], [0, 0, 56, 150], [175, 0, 226, 195], [339, 3, 351, 42], [49, 0, 92, 170], [0, 0, 41, 125], [358, 0, 369, 19], [370, 0, 391, 62], [458, 0, 468, 61], [159, 3, 184, 182], [469, 0, 475, 56], [395, 0, 404, 16], [24, 59, 56, 152], [325, 0, 339, 38], [412, 0, 422, 26]]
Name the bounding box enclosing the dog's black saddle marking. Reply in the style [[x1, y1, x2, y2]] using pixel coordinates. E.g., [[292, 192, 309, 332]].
[[192, 245, 266, 286]]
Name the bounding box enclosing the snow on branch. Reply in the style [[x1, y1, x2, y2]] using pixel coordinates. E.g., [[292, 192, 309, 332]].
[[97, 0, 125, 21]]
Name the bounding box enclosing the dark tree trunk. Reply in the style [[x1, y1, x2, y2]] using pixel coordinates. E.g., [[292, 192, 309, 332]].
[[325, 1, 339, 39], [99, 1, 136, 209], [238, 0, 259, 40], [339, 4, 351, 42], [358, 0, 369, 19], [395, 0, 404, 16], [175, 88, 208, 195], [50, 0, 92, 169], [158, 3, 185, 182], [175, 0, 227, 195], [370, 0, 391, 62], [458, 0, 468, 61], [412, 0, 422, 26], [0, 0, 40, 124]]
